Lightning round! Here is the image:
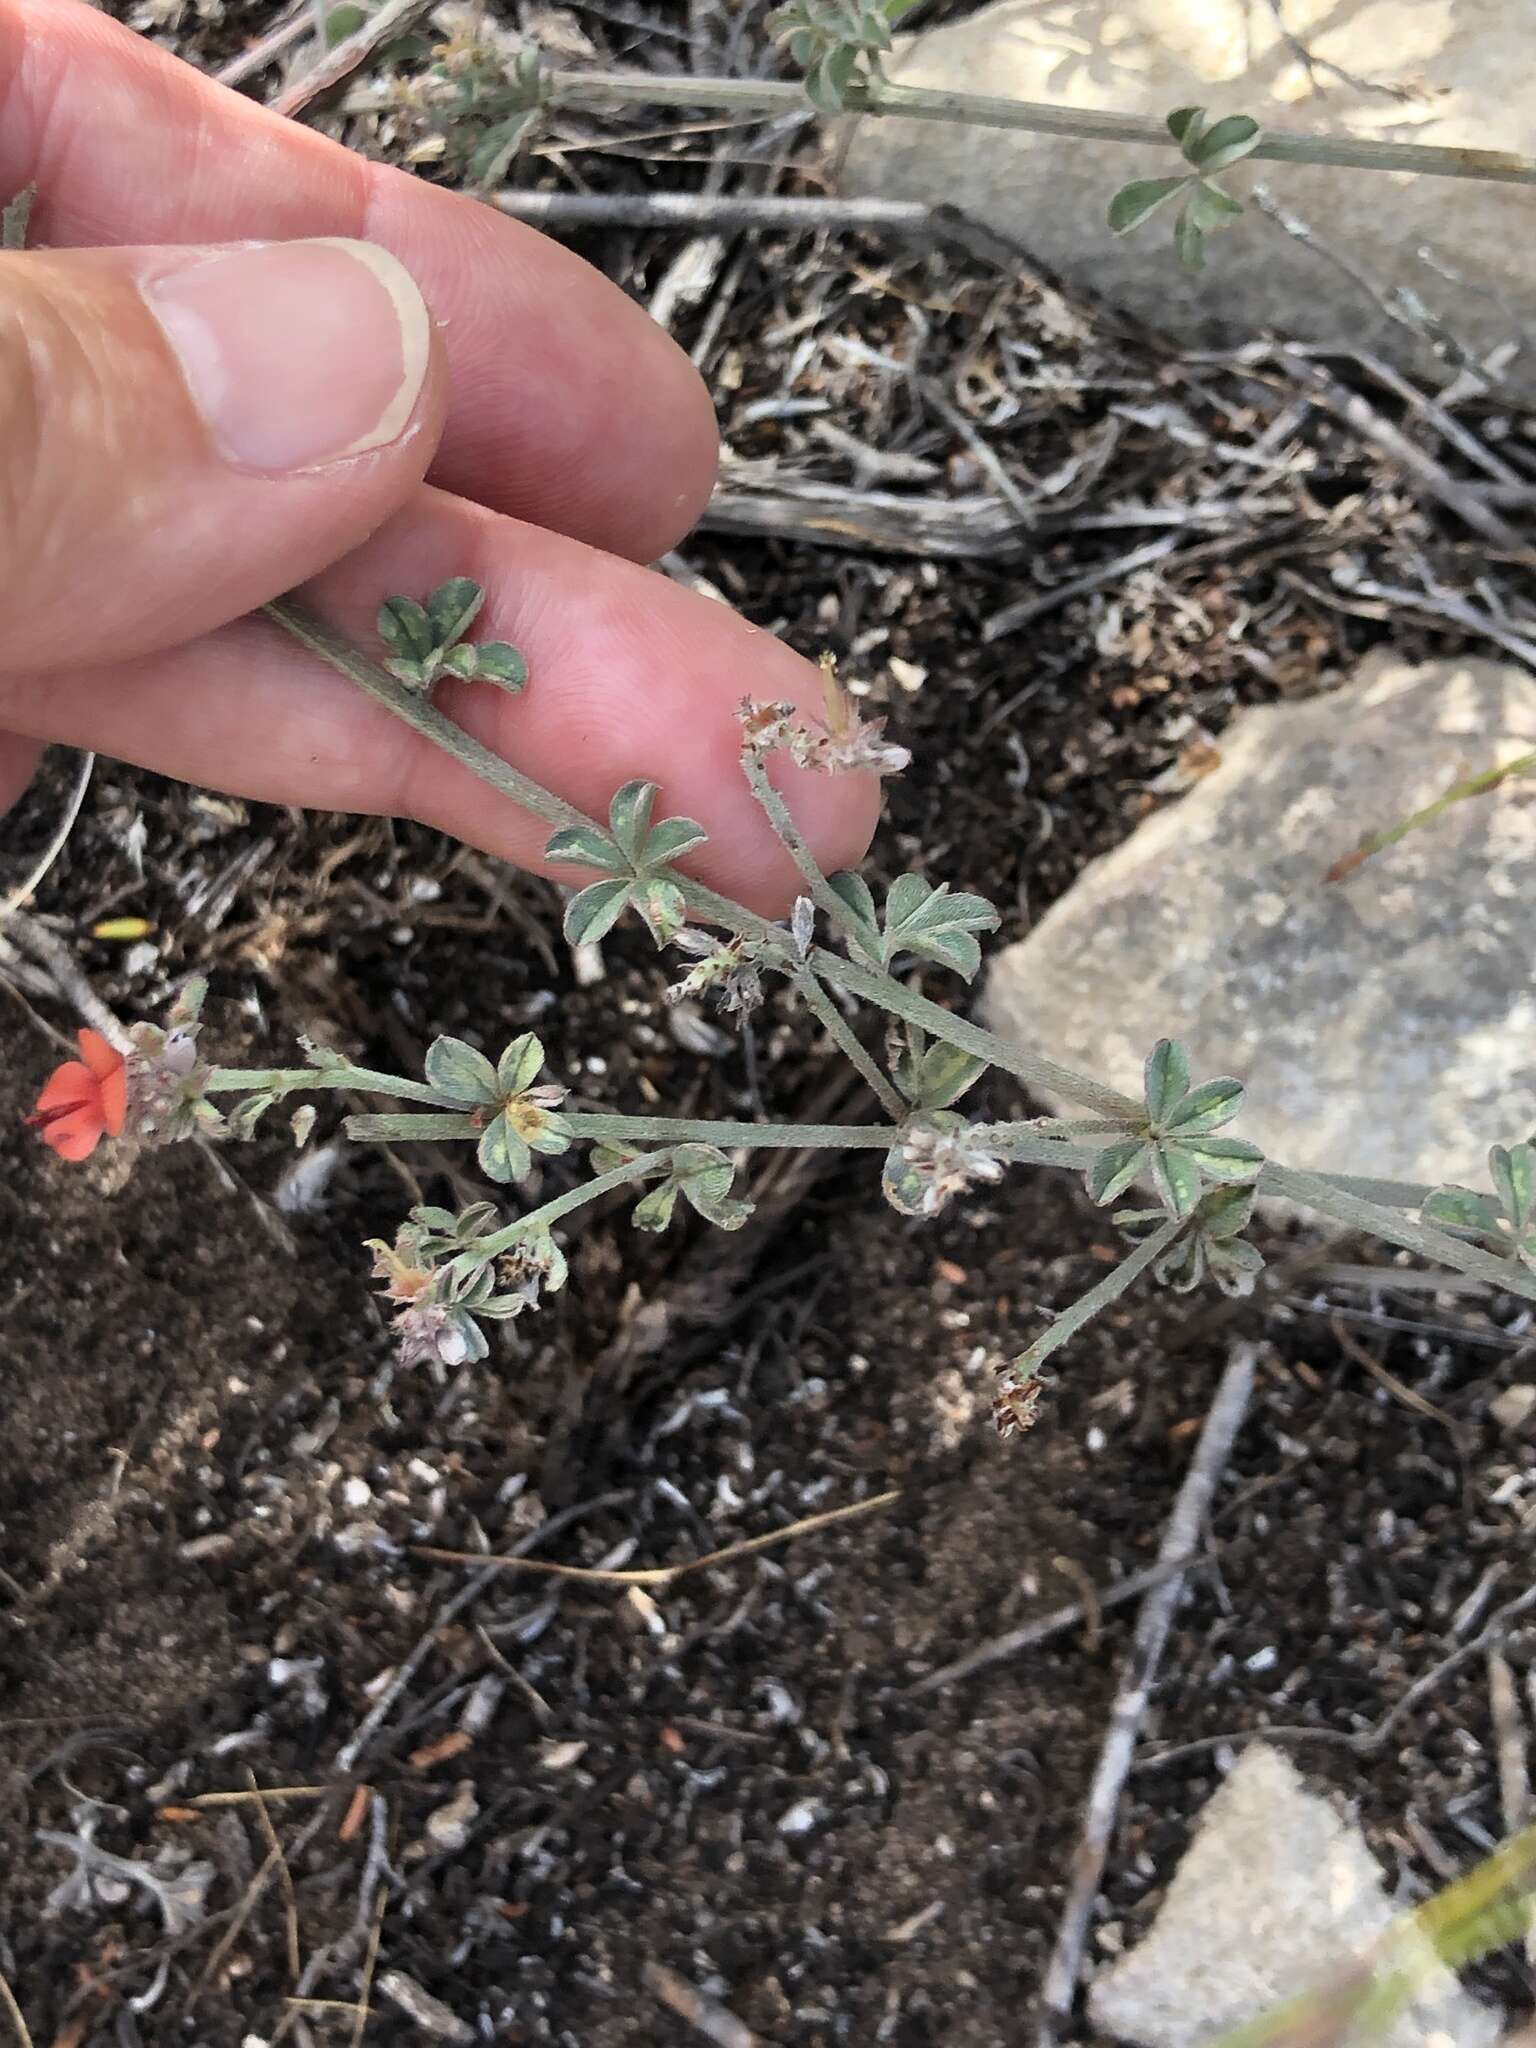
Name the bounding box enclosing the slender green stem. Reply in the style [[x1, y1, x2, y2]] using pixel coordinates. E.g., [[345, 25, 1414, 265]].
[[792, 966, 906, 1119], [478, 1152, 665, 1255], [204, 1062, 449, 1104], [1263, 1163, 1536, 1303], [1012, 1213, 1186, 1374], [741, 749, 882, 961], [1328, 748, 1536, 881], [347, 1111, 905, 1148], [541, 68, 1536, 188]]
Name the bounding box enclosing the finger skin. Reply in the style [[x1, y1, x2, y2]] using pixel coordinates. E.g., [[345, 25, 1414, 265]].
[[0, 733, 40, 816], [0, 489, 883, 914], [0, 243, 449, 669], [0, 0, 720, 563]]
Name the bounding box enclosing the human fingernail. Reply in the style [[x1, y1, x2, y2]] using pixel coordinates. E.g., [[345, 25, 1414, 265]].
[[145, 237, 432, 472]]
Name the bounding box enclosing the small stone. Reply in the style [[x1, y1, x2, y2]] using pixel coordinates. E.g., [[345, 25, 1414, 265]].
[[377, 1971, 474, 2043], [1489, 1383, 1536, 1430], [1088, 1745, 1501, 2047], [983, 656, 1536, 1195]]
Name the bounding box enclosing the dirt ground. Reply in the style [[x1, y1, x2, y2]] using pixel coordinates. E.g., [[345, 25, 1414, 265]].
[[3, 4, 1536, 2043]]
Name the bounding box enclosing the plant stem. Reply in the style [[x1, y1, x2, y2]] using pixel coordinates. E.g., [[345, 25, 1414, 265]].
[[792, 967, 907, 1118], [203, 1063, 449, 1104], [1326, 748, 1536, 882], [477, 1152, 664, 1254], [541, 68, 1536, 189], [1263, 1162, 1536, 1303], [741, 749, 883, 961], [1012, 1213, 1186, 1374], [347, 1111, 904, 1148]]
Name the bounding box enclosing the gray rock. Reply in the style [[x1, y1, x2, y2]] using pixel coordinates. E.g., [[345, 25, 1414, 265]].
[[1089, 1744, 1501, 2047], [844, 0, 1534, 392], [982, 653, 1536, 1193]]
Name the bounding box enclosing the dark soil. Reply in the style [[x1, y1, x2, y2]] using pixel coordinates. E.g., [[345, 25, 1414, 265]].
[[4, 4, 1536, 2043]]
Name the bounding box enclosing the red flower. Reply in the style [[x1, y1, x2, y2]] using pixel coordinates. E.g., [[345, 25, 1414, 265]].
[[27, 1029, 129, 1161]]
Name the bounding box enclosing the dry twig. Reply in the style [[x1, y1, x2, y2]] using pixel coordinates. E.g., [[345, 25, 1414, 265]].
[[1036, 1342, 1258, 2045]]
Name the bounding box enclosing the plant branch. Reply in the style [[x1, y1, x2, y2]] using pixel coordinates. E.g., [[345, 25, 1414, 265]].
[[740, 749, 882, 960], [477, 1152, 665, 1253], [1013, 1212, 1186, 1375], [792, 966, 907, 1119], [539, 68, 1536, 188]]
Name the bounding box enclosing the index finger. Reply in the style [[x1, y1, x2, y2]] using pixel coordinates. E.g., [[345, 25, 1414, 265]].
[[0, 0, 719, 563]]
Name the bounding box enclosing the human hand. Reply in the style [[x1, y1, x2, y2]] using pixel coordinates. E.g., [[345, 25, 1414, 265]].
[[0, 0, 879, 913]]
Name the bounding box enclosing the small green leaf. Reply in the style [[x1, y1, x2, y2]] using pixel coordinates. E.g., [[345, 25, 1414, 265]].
[[545, 824, 624, 872], [227, 1092, 278, 1140], [496, 1034, 545, 1098], [474, 642, 528, 692], [1491, 1142, 1536, 1229], [673, 1145, 752, 1230], [1107, 175, 1187, 236], [378, 596, 435, 663], [632, 877, 687, 946], [384, 655, 431, 690], [427, 577, 485, 648], [1207, 1237, 1264, 1296], [324, 4, 367, 44], [882, 1145, 932, 1217], [1422, 1185, 1502, 1236], [1167, 1076, 1245, 1134], [1087, 1138, 1150, 1207], [527, 1113, 572, 1158], [608, 780, 658, 865], [1154, 1231, 1205, 1292], [1196, 1183, 1257, 1240], [1178, 1134, 1263, 1182], [882, 877, 999, 982], [911, 1042, 988, 1111], [468, 109, 538, 191], [437, 642, 478, 681], [477, 1110, 532, 1184], [1143, 1039, 1191, 1124], [1186, 181, 1244, 231], [563, 877, 633, 947], [641, 815, 710, 869], [633, 1181, 680, 1232], [1175, 206, 1207, 272], [1152, 1142, 1204, 1217], [1166, 105, 1205, 149], [424, 1034, 501, 1105], [829, 871, 881, 956], [1187, 112, 1260, 173], [806, 43, 860, 111]]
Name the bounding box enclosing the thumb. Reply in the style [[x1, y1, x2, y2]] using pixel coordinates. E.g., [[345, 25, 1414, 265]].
[[0, 238, 445, 673]]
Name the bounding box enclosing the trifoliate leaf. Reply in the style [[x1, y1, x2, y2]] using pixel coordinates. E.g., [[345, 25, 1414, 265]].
[[1186, 181, 1244, 230], [1196, 1182, 1257, 1240], [425, 1034, 501, 1106], [437, 642, 479, 681], [881, 876, 999, 981], [564, 878, 634, 946], [1207, 1237, 1265, 1296], [908, 1042, 988, 1111]]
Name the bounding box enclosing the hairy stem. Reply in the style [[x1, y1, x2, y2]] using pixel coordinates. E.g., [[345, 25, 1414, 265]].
[[1012, 1213, 1186, 1374], [792, 965, 907, 1118], [477, 1152, 665, 1254], [204, 1063, 450, 1104], [741, 749, 882, 961], [541, 68, 1536, 189], [1263, 1163, 1536, 1303]]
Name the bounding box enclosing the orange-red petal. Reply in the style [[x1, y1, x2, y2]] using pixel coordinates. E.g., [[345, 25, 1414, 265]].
[[76, 1029, 128, 1136], [42, 1105, 106, 1161], [33, 1060, 95, 1116]]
